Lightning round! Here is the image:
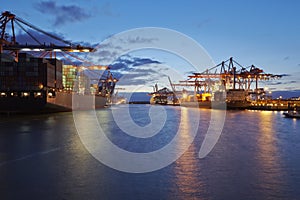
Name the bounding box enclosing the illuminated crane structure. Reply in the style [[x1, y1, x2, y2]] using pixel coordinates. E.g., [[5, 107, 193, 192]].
[[0, 11, 117, 99], [171, 57, 282, 101], [0, 11, 94, 61]]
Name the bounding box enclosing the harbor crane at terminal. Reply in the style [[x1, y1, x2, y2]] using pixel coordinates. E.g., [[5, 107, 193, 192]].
[[0, 11, 94, 61], [0, 10, 118, 101], [171, 57, 282, 99]]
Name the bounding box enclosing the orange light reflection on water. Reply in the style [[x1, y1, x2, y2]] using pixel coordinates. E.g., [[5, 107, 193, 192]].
[[173, 108, 206, 199], [256, 111, 284, 197]]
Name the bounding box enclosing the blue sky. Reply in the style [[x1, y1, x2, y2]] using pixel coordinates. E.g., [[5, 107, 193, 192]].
[[2, 0, 300, 92]]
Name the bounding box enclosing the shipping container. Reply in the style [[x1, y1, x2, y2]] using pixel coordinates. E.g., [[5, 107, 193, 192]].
[[0, 53, 64, 111]]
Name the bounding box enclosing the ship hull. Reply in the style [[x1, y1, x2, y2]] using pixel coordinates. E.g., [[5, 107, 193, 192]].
[[0, 92, 107, 114], [283, 111, 300, 118], [181, 101, 211, 108], [47, 92, 108, 111], [180, 100, 250, 110], [0, 95, 47, 113]]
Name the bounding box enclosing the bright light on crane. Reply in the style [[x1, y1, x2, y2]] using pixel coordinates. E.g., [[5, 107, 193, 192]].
[[0, 11, 95, 58]]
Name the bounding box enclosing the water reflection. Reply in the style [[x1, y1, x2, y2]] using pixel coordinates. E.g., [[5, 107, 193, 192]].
[[173, 108, 206, 199], [292, 118, 297, 129], [256, 111, 285, 199], [2, 106, 300, 199]]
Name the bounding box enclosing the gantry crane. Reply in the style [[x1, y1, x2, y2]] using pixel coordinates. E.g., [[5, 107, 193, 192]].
[[171, 57, 282, 100], [0, 11, 94, 61], [0, 11, 120, 100]]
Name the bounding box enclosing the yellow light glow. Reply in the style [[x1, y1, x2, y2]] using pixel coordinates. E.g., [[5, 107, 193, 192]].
[[33, 48, 44, 51], [21, 48, 31, 51]]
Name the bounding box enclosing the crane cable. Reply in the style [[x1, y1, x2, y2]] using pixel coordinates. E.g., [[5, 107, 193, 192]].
[[15, 17, 72, 46]]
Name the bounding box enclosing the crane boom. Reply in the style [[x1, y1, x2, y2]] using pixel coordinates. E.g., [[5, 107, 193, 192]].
[[0, 11, 94, 57]]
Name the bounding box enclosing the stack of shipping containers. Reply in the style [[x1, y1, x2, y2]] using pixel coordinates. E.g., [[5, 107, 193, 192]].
[[0, 53, 63, 111], [47, 58, 63, 89]]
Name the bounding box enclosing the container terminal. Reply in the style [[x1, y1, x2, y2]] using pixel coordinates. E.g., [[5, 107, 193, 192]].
[[0, 11, 117, 113], [150, 58, 300, 110], [1, 11, 299, 112]]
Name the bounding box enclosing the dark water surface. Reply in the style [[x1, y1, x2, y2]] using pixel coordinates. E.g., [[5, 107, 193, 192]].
[[0, 105, 300, 200]]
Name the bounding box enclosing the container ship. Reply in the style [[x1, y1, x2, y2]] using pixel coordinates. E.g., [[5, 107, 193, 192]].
[[0, 11, 117, 113], [150, 88, 251, 109], [0, 53, 116, 113]]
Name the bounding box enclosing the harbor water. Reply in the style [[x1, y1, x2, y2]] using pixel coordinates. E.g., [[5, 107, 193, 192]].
[[0, 104, 300, 200]]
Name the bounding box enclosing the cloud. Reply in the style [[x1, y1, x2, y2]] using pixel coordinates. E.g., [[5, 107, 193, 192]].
[[268, 81, 297, 85], [267, 72, 300, 91], [16, 29, 68, 46], [283, 86, 299, 91], [34, 1, 91, 26], [109, 55, 161, 70], [118, 65, 168, 86], [14, 27, 95, 50], [85, 33, 185, 90], [131, 57, 161, 66], [117, 74, 148, 85], [88, 35, 158, 65], [279, 74, 291, 77], [268, 81, 282, 85], [125, 36, 158, 44], [287, 81, 297, 84], [97, 54, 167, 87], [98, 2, 119, 17]]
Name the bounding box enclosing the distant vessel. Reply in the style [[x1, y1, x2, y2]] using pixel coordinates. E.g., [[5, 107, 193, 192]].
[[283, 103, 300, 118], [283, 110, 300, 118]]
